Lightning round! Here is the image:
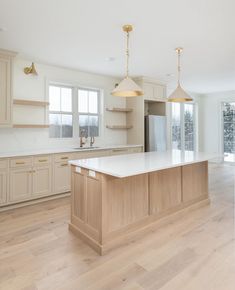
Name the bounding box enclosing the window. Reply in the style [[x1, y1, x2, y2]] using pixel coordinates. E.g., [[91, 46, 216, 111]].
[[171, 103, 196, 151], [222, 102, 235, 162], [78, 88, 99, 137], [49, 85, 73, 138]]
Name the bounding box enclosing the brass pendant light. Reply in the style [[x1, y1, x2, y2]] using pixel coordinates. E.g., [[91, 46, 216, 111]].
[[168, 47, 193, 102], [111, 25, 143, 97]]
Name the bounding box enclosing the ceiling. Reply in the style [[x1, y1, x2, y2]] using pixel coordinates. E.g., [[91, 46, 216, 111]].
[[0, 0, 235, 93]]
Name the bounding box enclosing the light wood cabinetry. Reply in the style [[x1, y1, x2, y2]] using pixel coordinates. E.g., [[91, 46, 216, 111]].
[[0, 171, 7, 205], [127, 77, 167, 147], [182, 161, 208, 202], [9, 167, 32, 202], [0, 146, 143, 208], [0, 49, 17, 127], [70, 161, 209, 255], [149, 167, 182, 214], [32, 165, 52, 197], [54, 162, 70, 194]]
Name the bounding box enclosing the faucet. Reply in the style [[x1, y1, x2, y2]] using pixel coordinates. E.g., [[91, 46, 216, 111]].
[[80, 129, 87, 148], [90, 136, 95, 147]]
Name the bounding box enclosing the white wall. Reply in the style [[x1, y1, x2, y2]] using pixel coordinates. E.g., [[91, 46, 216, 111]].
[[0, 57, 128, 153], [199, 90, 235, 154]]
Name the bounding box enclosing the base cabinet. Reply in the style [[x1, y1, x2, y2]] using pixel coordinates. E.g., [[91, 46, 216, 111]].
[[0, 171, 7, 205], [32, 165, 52, 197], [1, 146, 143, 208], [9, 168, 32, 202], [54, 163, 70, 194]]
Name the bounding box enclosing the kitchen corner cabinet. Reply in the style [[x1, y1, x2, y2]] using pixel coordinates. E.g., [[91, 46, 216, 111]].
[[0, 49, 17, 127]]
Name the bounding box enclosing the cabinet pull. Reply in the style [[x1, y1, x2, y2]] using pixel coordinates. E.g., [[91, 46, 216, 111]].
[[112, 149, 127, 152], [16, 161, 25, 165], [39, 159, 47, 162], [61, 157, 69, 160], [61, 163, 68, 167]]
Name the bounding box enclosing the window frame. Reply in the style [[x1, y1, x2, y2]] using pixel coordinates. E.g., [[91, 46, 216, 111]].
[[48, 82, 101, 139], [77, 87, 100, 137], [48, 84, 74, 139], [170, 102, 197, 151]]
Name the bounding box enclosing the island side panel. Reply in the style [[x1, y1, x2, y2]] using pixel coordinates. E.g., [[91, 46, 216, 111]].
[[182, 161, 209, 203], [149, 166, 182, 215], [70, 166, 102, 245]]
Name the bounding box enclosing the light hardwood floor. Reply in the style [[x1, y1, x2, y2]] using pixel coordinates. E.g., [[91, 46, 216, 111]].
[[0, 163, 234, 290]]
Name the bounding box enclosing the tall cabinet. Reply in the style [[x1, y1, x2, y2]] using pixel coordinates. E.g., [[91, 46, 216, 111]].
[[0, 49, 17, 127], [126, 77, 168, 150]]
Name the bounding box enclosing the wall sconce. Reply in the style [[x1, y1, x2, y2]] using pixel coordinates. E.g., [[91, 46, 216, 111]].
[[24, 62, 38, 75]]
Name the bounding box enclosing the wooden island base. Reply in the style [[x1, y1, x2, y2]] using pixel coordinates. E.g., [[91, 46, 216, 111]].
[[69, 161, 209, 255]]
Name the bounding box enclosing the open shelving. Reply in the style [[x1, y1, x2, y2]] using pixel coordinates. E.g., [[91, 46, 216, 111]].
[[13, 99, 49, 107], [106, 107, 133, 113]]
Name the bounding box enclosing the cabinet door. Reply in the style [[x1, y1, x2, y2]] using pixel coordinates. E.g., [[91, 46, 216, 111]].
[[0, 56, 11, 125], [0, 171, 7, 205], [54, 163, 71, 194], [153, 84, 166, 100], [32, 165, 52, 197], [143, 83, 154, 101], [9, 168, 32, 202]]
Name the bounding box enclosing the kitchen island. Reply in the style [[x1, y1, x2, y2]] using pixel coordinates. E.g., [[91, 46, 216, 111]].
[[69, 150, 215, 255]]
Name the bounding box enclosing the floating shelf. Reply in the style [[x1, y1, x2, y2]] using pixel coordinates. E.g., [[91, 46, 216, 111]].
[[13, 124, 50, 129], [13, 99, 49, 107], [106, 125, 133, 130], [106, 107, 133, 113]]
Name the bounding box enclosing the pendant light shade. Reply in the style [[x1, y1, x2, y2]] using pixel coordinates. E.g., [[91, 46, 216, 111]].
[[111, 77, 143, 97], [111, 25, 143, 97], [168, 47, 193, 102]]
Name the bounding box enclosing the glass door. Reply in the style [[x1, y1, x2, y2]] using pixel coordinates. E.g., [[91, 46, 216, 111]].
[[171, 103, 196, 151], [222, 102, 235, 162]]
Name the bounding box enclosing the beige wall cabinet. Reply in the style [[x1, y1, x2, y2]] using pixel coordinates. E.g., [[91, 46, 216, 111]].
[[9, 167, 32, 202], [0, 171, 7, 205], [0, 49, 17, 127], [32, 165, 52, 197]]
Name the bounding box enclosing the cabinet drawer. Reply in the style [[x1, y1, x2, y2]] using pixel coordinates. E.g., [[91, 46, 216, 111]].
[[10, 157, 32, 168], [54, 153, 73, 163], [0, 159, 8, 169], [110, 148, 129, 155], [33, 155, 51, 165]]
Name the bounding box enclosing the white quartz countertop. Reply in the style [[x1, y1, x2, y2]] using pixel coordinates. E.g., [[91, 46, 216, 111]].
[[69, 150, 218, 178], [0, 144, 142, 158]]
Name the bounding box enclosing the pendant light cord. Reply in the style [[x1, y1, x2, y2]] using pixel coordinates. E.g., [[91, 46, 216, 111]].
[[177, 48, 181, 86], [126, 31, 130, 78]]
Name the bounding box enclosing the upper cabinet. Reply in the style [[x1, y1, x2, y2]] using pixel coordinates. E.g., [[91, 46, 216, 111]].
[[0, 49, 17, 127], [135, 77, 167, 102]]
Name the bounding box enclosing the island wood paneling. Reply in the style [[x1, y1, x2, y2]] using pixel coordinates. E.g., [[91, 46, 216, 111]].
[[72, 171, 86, 222], [70, 161, 210, 255], [105, 174, 149, 232], [182, 161, 208, 203], [149, 166, 182, 214]]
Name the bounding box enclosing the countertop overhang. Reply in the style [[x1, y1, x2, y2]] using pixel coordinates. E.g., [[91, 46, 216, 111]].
[[69, 150, 219, 178]]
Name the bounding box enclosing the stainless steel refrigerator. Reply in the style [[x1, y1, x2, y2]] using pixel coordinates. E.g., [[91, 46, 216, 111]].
[[145, 115, 167, 152]]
